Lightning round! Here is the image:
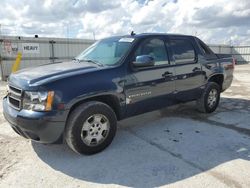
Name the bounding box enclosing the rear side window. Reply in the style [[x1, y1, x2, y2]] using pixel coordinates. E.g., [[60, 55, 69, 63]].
[[199, 41, 213, 55], [197, 39, 217, 59], [170, 39, 196, 64]]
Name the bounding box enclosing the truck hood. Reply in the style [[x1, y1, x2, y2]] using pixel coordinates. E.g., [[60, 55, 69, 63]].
[[8, 61, 100, 88]]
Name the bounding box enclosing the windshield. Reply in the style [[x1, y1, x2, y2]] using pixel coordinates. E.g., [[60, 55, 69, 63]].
[[76, 37, 135, 66]]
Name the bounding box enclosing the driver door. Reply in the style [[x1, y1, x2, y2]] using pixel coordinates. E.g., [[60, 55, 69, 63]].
[[124, 37, 176, 117]]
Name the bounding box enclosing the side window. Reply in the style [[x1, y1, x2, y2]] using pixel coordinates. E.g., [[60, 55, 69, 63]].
[[197, 39, 217, 59], [170, 39, 196, 64], [135, 38, 169, 66]]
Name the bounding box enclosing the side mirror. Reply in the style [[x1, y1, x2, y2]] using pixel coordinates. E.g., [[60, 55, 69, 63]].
[[133, 55, 155, 67]]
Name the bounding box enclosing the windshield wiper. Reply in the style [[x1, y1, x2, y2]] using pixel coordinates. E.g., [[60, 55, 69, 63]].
[[72, 58, 80, 63], [81, 59, 104, 67], [73, 58, 104, 66]]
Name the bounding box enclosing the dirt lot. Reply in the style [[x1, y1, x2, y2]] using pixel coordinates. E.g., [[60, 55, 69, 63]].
[[0, 65, 250, 188]]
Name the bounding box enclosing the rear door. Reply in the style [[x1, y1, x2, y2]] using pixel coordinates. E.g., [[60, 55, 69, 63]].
[[124, 36, 175, 116], [167, 37, 205, 101]]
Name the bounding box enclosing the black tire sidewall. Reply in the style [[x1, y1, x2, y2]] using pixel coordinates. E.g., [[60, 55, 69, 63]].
[[66, 102, 117, 155], [203, 82, 220, 113]]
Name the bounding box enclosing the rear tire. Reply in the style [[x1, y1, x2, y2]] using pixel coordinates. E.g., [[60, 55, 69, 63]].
[[197, 82, 220, 113], [65, 101, 117, 155]]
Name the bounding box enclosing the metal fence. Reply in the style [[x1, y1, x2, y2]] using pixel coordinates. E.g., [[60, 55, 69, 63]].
[[0, 36, 250, 80], [0, 36, 94, 80], [209, 45, 250, 64]]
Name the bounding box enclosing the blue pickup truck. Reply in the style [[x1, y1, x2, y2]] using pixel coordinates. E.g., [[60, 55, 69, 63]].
[[3, 33, 234, 154]]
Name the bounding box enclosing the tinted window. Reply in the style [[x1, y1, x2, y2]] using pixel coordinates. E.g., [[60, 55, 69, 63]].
[[170, 39, 195, 64], [197, 39, 217, 59], [198, 39, 214, 55], [135, 38, 169, 66]]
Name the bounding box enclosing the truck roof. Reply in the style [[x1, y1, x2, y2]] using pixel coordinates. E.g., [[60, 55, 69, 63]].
[[118, 33, 194, 39]]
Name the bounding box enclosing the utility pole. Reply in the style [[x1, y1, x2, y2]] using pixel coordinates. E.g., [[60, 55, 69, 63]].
[[66, 24, 70, 60]]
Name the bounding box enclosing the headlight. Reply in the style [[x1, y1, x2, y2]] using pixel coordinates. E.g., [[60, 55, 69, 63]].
[[23, 91, 54, 111]]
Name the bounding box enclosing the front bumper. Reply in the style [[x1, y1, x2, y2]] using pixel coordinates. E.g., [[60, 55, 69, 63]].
[[3, 97, 67, 144]]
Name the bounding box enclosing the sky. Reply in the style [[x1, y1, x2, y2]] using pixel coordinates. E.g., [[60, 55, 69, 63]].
[[0, 0, 250, 45]]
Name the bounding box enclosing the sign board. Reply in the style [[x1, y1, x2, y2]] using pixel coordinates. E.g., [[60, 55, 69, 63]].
[[22, 43, 40, 54], [11, 43, 18, 54], [2, 40, 18, 55]]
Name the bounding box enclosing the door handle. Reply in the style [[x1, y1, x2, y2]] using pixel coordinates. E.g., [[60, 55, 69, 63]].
[[162, 71, 173, 77], [192, 67, 201, 72]]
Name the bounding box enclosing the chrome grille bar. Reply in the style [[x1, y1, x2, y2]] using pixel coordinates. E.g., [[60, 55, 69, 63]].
[[7, 84, 23, 110]]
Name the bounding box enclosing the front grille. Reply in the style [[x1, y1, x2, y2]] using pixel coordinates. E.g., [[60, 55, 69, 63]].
[[7, 85, 22, 110]]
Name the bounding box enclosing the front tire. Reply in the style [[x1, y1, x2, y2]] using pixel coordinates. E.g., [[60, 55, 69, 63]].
[[197, 82, 221, 113], [65, 101, 117, 155]]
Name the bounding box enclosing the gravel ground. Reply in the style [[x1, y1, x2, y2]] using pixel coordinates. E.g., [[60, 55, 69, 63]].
[[0, 64, 250, 188]]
